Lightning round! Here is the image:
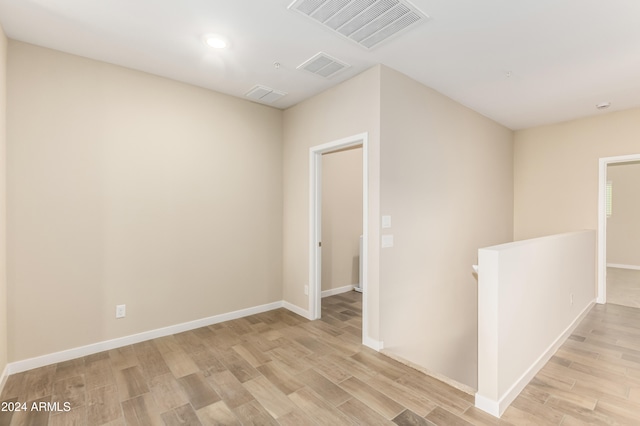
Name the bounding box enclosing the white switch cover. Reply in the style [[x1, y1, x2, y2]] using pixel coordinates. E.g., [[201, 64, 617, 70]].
[[382, 215, 391, 229], [381, 234, 394, 248]]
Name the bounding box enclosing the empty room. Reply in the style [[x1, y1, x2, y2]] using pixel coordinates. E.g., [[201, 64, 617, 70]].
[[1, 1, 640, 425]]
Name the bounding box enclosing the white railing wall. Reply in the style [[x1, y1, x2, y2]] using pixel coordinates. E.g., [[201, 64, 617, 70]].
[[476, 230, 596, 417]]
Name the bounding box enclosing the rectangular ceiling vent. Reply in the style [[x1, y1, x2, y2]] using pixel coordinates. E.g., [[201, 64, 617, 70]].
[[297, 52, 350, 78], [245, 85, 287, 104], [288, 0, 428, 49]]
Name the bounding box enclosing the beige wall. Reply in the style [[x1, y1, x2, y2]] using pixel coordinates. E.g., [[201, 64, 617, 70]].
[[0, 26, 7, 378], [378, 67, 513, 389], [321, 147, 363, 292], [282, 66, 381, 339], [7, 42, 284, 362], [607, 161, 640, 267], [514, 108, 640, 240]]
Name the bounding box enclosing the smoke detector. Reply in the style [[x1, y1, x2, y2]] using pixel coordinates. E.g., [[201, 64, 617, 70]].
[[288, 0, 429, 50]]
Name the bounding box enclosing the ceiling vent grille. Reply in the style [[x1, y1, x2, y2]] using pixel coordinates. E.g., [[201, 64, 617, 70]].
[[288, 0, 428, 49], [245, 85, 287, 104], [297, 52, 350, 78]]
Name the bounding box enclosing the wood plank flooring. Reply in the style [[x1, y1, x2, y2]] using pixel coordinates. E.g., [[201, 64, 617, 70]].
[[607, 267, 640, 309], [2, 293, 640, 425]]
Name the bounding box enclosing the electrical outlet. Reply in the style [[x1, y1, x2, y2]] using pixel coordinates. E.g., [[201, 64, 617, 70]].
[[116, 304, 126, 319], [304, 285, 309, 295]]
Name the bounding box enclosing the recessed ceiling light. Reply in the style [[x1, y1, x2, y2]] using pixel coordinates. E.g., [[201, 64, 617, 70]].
[[204, 34, 228, 49], [596, 102, 611, 110]]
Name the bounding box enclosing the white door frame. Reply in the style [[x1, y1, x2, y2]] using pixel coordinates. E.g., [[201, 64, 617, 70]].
[[309, 132, 368, 337], [597, 153, 640, 303]]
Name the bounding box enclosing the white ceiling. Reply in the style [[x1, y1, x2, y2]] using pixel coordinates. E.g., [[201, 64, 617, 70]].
[[1, 0, 639, 130]]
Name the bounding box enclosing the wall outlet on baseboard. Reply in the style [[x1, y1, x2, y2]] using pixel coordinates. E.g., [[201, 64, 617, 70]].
[[116, 304, 126, 319]]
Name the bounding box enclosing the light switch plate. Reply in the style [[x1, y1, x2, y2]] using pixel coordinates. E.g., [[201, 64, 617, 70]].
[[381, 234, 394, 248], [382, 215, 391, 229]]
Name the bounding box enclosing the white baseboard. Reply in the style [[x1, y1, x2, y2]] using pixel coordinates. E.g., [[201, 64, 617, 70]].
[[0, 363, 8, 395], [282, 301, 313, 320], [607, 263, 640, 271], [475, 299, 595, 417], [321, 285, 355, 298], [475, 393, 500, 417], [363, 336, 384, 351], [7, 300, 284, 375]]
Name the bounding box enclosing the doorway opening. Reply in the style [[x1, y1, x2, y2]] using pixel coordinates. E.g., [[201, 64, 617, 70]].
[[309, 132, 368, 344], [597, 154, 640, 304]]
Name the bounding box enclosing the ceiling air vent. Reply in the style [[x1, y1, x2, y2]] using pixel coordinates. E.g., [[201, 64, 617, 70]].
[[245, 85, 287, 104], [297, 52, 350, 78], [288, 0, 428, 50]]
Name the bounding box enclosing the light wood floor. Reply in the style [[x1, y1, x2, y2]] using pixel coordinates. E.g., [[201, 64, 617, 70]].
[[607, 267, 640, 308], [2, 293, 640, 425]]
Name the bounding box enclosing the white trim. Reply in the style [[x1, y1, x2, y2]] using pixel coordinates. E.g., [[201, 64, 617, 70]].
[[475, 393, 500, 418], [363, 336, 383, 351], [309, 133, 370, 346], [6, 301, 284, 375], [607, 263, 640, 271], [361, 137, 370, 346], [598, 154, 640, 305], [0, 364, 8, 394], [475, 300, 594, 418], [309, 149, 322, 320], [598, 157, 608, 304], [321, 285, 355, 298], [282, 301, 313, 320]]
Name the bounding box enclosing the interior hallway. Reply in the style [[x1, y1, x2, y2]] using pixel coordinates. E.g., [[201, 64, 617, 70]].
[[2, 293, 640, 425]]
